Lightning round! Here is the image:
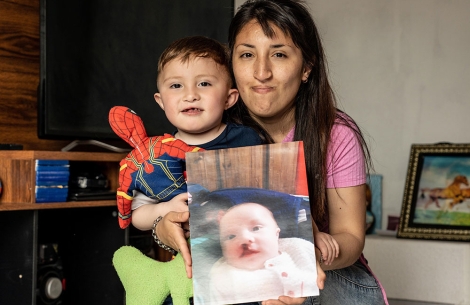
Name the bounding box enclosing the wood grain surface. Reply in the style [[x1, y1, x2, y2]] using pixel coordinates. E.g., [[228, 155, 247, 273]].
[[0, 0, 68, 150]]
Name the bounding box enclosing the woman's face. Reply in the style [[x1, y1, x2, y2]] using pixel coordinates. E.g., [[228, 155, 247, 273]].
[[232, 20, 311, 125]]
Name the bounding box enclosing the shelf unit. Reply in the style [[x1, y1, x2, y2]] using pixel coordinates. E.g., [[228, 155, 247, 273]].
[[0, 150, 129, 305], [0, 150, 126, 211]]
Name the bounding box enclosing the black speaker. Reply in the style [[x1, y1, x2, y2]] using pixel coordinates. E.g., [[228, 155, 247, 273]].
[[38, 207, 126, 304], [37, 243, 64, 305]]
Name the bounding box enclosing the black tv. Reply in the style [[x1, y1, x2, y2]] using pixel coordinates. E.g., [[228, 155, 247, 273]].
[[38, 0, 234, 150]]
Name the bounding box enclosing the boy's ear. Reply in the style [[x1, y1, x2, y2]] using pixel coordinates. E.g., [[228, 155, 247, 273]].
[[154, 93, 164, 110], [224, 88, 239, 110]]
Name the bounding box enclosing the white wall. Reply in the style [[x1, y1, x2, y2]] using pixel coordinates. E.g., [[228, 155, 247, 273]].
[[234, 0, 470, 227], [308, 0, 470, 226]]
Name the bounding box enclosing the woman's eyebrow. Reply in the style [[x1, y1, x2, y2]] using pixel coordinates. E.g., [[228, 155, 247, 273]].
[[236, 43, 255, 49], [236, 43, 289, 49]]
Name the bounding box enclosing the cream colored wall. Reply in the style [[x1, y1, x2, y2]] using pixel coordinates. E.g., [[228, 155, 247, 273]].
[[308, 0, 470, 226], [234, 0, 470, 228]]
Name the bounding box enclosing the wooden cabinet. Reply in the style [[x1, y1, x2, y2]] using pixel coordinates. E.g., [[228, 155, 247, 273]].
[[0, 151, 129, 305]]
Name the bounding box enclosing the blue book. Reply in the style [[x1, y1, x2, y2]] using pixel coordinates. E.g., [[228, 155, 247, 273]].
[[35, 159, 69, 166], [36, 172, 70, 181], [35, 186, 69, 203], [35, 186, 68, 193], [36, 196, 68, 203], [36, 165, 70, 172], [36, 180, 69, 187], [36, 172, 70, 178]]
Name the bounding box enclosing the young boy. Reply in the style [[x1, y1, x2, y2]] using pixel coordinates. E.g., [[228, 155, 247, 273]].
[[209, 202, 318, 304], [129, 36, 262, 232]]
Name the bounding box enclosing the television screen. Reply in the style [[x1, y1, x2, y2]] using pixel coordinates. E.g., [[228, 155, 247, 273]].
[[39, 0, 234, 142]]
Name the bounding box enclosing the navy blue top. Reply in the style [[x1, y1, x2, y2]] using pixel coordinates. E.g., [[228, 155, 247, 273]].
[[198, 123, 263, 149]]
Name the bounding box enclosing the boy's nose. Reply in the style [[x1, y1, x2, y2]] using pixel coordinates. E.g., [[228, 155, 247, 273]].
[[183, 87, 200, 102]]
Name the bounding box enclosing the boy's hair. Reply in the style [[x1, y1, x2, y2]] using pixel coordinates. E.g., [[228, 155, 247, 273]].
[[156, 36, 232, 89]]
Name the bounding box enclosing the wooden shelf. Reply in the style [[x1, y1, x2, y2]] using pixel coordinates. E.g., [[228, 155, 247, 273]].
[[0, 200, 117, 211], [0, 150, 126, 211]]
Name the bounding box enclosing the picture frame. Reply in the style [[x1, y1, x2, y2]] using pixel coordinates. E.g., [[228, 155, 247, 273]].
[[397, 143, 470, 241], [185, 142, 319, 305]]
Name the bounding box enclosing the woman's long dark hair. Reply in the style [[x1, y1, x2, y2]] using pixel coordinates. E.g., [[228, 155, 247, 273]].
[[227, 0, 371, 226]]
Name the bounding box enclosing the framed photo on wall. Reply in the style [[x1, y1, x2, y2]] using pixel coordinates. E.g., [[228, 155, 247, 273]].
[[397, 143, 470, 241]]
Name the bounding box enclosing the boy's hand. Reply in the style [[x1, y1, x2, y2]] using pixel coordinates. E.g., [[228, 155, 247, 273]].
[[314, 231, 339, 265], [159, 192, 190, 214]]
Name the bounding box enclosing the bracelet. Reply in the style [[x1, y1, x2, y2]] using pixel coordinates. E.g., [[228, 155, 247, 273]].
[[151, 216, 177, 255]]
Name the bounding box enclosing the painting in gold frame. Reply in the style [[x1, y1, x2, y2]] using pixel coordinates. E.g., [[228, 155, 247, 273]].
[[397, 143, 470, 241]]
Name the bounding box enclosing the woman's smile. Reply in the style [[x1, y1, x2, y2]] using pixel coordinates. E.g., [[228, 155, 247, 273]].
[[252, 85, 275, 94]]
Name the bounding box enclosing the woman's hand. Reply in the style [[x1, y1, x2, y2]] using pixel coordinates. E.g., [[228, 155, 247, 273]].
[[314, 231, 339, 265], [316, 259, 325, 289], [261, 260, 325, 305], [326, 185, 366, 269], [261, 297, 307, 305], [155, 208, 193, 278]]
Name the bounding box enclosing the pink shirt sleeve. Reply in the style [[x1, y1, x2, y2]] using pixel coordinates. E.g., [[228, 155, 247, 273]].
[[282, 119, 366, 189], [326, 122, 366, 188]]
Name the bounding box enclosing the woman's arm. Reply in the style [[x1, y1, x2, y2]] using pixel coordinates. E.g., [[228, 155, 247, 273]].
[[155, 210, 193, 278], [321, 184, 366, 271], [131, 193, 193, 277]]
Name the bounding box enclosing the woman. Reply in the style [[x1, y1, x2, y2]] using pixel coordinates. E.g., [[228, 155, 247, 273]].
[[147, 0, 388, 304]]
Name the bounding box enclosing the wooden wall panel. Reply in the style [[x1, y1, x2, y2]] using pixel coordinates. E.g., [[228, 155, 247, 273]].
[[0, 0, 67, 151]]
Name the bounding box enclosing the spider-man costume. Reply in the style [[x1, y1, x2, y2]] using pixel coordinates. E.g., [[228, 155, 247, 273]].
[[109, 106, 203, 229]]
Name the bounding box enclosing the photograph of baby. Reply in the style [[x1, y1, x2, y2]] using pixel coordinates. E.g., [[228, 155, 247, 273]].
[[185, 142, 319, 305]]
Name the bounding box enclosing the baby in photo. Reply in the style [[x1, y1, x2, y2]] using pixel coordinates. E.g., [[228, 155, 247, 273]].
[[209, 202, 318, 304]]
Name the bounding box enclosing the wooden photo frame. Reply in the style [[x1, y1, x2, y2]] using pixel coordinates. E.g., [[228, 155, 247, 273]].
[[397, 143, 470, 241]]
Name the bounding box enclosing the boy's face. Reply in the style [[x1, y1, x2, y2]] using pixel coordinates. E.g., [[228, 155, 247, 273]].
[[219, 203, 280, 270], [154, 57, 238, 144]]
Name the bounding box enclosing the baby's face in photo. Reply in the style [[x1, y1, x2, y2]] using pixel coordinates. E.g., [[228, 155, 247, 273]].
[[219, 202, 280, 270]]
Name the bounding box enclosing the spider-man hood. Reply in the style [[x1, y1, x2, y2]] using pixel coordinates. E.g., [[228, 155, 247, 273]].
[[109, 106, 148, 148]]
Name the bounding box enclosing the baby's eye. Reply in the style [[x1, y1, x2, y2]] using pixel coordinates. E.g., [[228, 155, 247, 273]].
[[227, 234, 236, 240], [251, 225, 262, 232], [199, 82, 211, 87], [170, 84, 182, 89]]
